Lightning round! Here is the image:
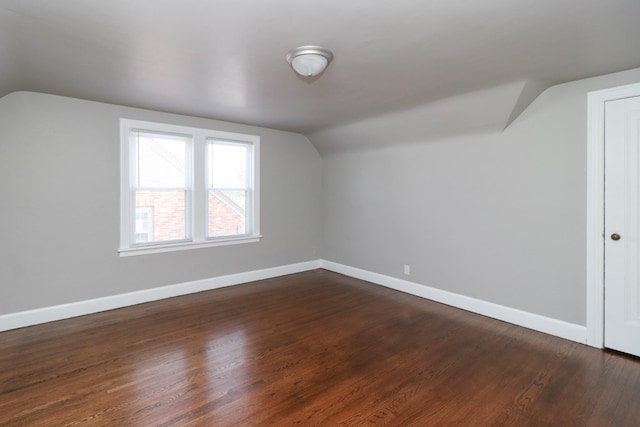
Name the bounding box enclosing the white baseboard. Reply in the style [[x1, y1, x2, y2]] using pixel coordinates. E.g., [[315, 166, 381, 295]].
[[0, 260, 321, 332], [320, 260, 587, 344], [1, 259, 588, 345]]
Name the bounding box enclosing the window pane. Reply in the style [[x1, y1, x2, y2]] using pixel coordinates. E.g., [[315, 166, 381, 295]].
[[135, 190, 187, 243], [208, 190, 247, 237], [208, 143, 248, 188], [136, 131, 189, 188], [134, 207, 154, 243]]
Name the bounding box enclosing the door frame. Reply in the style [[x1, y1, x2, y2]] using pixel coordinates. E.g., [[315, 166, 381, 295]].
[[587, 82, 640, 348]]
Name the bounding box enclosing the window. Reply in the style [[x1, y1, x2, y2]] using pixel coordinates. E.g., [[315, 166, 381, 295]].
[[135, 207, 154, 243], [120, 119, 260, 256], [207, 141, 253, 238]]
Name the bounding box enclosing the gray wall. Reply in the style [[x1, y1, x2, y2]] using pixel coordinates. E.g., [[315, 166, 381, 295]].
[[4, 68, 640, 326], [320, 68, 640, 326], [0, 92, 322, 315]]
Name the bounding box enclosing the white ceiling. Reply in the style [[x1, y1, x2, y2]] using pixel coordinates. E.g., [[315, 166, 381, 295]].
[[1, 0, 639, 134]]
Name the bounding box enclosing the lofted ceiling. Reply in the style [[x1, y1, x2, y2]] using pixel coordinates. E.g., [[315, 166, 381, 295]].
[[1, 0, 639, 135]]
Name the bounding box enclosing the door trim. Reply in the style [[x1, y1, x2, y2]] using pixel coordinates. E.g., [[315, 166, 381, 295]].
[[587, 82, 640, 348]]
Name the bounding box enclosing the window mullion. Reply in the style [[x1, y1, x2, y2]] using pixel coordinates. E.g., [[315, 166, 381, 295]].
[[192, 134, 206, 242]]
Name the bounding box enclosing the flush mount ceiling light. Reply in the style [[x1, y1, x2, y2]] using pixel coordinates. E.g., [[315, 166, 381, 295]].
[[286, 46, 334, 77]]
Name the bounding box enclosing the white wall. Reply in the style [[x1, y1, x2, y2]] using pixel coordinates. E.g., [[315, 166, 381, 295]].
[[0, 92, 322, 315], [319, 68, 640, 326]]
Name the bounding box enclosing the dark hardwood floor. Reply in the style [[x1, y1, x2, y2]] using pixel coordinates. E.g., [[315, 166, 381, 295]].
[[1, 269, 639, 426]]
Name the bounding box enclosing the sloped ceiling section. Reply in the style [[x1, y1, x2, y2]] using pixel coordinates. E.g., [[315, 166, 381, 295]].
[[307, 79, 545, 154], [0, 1, 639, 141], [504, 79, 549, 130], [0, 34, 19, 95]]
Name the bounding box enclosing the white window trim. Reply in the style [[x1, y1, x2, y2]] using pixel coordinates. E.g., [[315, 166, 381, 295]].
[[119, 119, 261, 257]]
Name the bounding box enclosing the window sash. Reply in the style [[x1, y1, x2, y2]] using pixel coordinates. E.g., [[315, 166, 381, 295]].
[[206, 139, 254, 239], [131, 190, 191, 247], [129, 130, 193, 246]]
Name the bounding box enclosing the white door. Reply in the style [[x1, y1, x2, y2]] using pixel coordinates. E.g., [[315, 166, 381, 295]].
[[604, 95, 640, 357]]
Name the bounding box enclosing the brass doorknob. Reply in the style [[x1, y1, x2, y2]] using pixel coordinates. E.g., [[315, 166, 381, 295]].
[[611, 233, 621, 241]]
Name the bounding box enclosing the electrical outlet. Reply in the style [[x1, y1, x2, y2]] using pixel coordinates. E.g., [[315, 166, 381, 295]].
[[403, 264, 411, 275]]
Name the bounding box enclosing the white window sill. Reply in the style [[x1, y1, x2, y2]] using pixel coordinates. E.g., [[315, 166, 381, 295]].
[[118, 235, 262, 257]]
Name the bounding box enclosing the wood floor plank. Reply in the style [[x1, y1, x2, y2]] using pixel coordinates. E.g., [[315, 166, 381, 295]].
[[1, 269, 639, 426]]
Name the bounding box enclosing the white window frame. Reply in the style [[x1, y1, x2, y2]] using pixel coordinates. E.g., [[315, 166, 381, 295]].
[[119, 119, 260, 257]]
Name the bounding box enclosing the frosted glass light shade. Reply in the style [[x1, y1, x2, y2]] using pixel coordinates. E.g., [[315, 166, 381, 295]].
[[286, 46, 333, 78], [291, 54, 328, 77]]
